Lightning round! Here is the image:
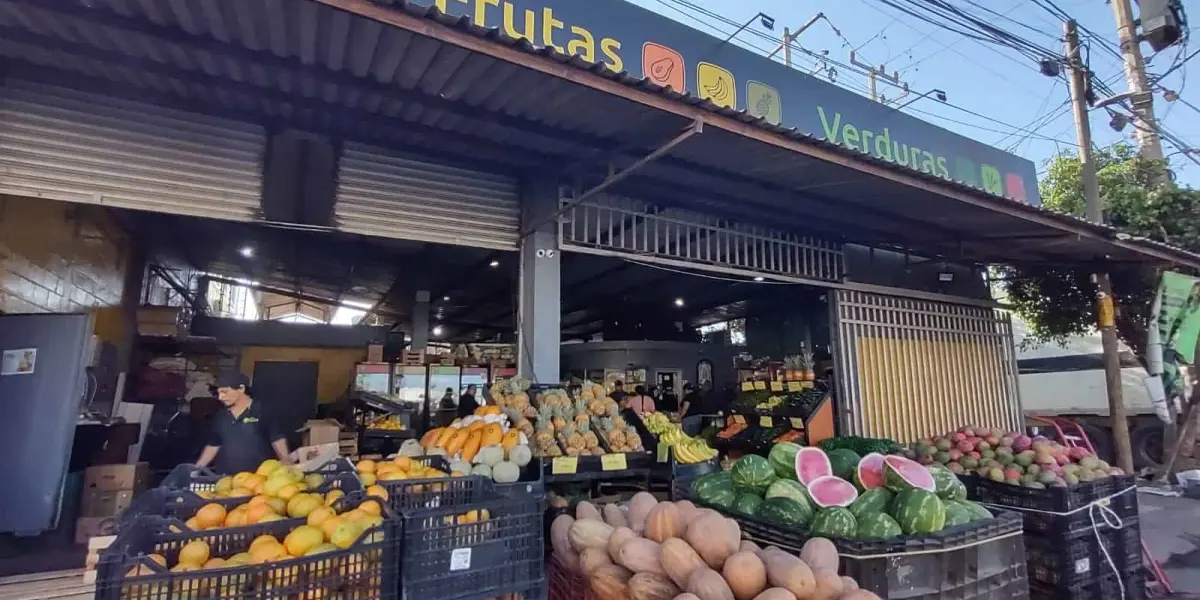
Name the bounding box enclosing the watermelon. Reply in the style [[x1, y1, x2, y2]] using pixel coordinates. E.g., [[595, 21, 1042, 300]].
[[765, 479, 814, 514], [952, 500, 993, 522], [768, 442, 801, 481], [889, 489, 947, 535], [827, 449, 861, 481], [942, 500, 972, 527], [692, 471, 734, 502], [856, 512, 903, 540], [758, 496, 814, 528], [733, 492, 765, 515], [883, 456, 937, 493], [806, 475, 859, 508], [706, 488, 738, 510], [809, 507, 857, 539], [795, 447, 833, 485], [848, 488, 894, 519], [731, 455, 777, 495], [927, 464, 968, 500], [853, 452, 887, 490]]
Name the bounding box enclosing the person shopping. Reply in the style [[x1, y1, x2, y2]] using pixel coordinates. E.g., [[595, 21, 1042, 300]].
[[623, 385, 656, 415]]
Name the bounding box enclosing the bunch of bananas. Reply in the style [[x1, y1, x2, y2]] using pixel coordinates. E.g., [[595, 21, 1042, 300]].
[[642, 412, 674, 436], [660, 425, 717, 464]]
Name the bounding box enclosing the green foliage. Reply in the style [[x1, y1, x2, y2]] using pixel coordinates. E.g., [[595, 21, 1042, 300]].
[[997, 144, 1200, 360]]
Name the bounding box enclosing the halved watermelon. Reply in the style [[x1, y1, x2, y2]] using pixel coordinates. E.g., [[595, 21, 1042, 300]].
[[807, 475, 859, 508], [795, 447, 833, 486], [854, 453, 887, 490], [883, 455, 937, 493]]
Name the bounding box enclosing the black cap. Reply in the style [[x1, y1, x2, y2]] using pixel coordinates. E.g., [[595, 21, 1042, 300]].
[[213, 371, 251, 390]]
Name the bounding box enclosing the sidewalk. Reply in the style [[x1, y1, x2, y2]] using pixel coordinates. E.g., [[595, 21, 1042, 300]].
[[1139, 491, 1200, 597]]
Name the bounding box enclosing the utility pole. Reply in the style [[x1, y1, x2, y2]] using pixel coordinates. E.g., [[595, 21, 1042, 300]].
[[767, 13, 824, 67], [1065, 20, 1135, 474], [1111, 0, 1166, 162], [849, 51, 903, 104]]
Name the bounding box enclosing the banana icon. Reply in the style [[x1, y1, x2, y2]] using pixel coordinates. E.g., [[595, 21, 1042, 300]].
[[698, 62, 736, 108]]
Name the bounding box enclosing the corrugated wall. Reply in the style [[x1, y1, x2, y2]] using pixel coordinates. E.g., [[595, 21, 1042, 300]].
[[835, 290, 1021, 442]]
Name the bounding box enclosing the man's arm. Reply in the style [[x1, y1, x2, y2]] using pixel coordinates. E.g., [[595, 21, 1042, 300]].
[[272, 438, 292, 464], [196, 445, 220, 468]]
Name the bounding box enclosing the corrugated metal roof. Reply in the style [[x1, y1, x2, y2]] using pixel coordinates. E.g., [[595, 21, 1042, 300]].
[[0, 0, 1195, 271]]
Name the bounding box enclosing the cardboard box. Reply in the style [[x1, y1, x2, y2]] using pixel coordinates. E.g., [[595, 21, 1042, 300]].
[[75, 516, 119, 545], [367, 344, 384, 363], [300, 420, 341, 447], [293, 443, 340, 466], [84, 463, 150, 492], [80, 489, 135, 518]]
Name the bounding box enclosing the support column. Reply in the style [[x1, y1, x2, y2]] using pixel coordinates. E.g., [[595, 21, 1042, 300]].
[[411, 290, 430, 351], [517, 175, 561, 384]]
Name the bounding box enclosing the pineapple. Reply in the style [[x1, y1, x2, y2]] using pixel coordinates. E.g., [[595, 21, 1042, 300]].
[[568, 424, 585, 450], [573, 397, 587, 417], [551, 406, 568, 431], [624, 425, 642, 451], [534, 420, 554, 452], [580, 421, 599, 449]]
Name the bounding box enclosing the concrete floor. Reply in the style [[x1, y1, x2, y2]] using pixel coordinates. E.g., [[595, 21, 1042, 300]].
[[1139, 492, 1200, 598]]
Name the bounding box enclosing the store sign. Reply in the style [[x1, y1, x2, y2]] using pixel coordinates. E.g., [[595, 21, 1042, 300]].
[[419, 0, 1041, 205]]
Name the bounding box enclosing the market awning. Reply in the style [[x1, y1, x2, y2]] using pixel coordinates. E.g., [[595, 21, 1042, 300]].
[[1, 0, 1197, 271]]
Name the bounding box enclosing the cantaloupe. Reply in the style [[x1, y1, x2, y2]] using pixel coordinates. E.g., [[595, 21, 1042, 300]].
[[722, 551, 767, 600], [675, 594, 703, 600], [661, 537, 707, 588], [551, 514, 579, 570], [674, 499, 698, 522], [590, 564, 633, 600], [840, 576, 859, 593], [629, 572, 681, 600], [738, 540, 762, 556], [799, 538, 839, 573], [603, 503, 629, 528], [751, 588, 797, 600], [607, 526, 638, 563], [580, 547, 614, 575], [762, 553, 815, 600], [569, 519, 615, 552], [576, 501, 603, 521], [628, 492, 659, 532], [686, 568, 734, 600], [645, 502, 682, 543], [617, 538, 665, 575], [840, 590, 882, 600], [809, 570, 844, 600], [685, 514, 739, 569]]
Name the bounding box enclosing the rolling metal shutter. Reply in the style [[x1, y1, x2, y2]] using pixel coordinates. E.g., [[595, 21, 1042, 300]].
[[334, 142, 520, 250], [0, 80, 264, 221], [834, 290, 1022, 442]]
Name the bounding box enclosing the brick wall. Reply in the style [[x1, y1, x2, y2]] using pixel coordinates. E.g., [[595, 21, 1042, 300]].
[[0, 196, 128, 314]]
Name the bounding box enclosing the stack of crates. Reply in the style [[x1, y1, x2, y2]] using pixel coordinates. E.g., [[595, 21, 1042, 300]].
[[975, 474, 1143, 600]]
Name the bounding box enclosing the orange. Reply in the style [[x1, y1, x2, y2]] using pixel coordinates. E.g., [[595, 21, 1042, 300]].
[[319, 515, 345, 540], [184, 517, 202, 531], [242, 474, 265, 494], [266, 497, 287, 515], [257, 513, 284, 523], [283, 525, 325, 557], [306, 506, 336, 528], [228, 487, 254, 498], [194, 503, 227, 529], [360, 473, 377, 486], [356, 460, 377, 474], [245, 503, 276, 525], [202, 558, 226, 569], [276, 483, 301, 501], [366, 485, 389, 501], [247, 495, 271, 508], [341, 509, 368, 524], [178, 540, 210, 567], [287, 494, 323, 519], [214, 477, 234, 495], [249, 541, 287, 564], [256, 459, 283, 477], [330, 521, 365, 549], [304, 473, 324, 490], [231, 472, 254, 489], [358, 500, 382, 517], [324, 489, 345, 507], [226, 552, 252, 566], [147, 554, 167, 568], [392, 456, 412, 470], [305, 543, 338, 556], [377, 470, 407, 482], [250, 535, 279, 553]]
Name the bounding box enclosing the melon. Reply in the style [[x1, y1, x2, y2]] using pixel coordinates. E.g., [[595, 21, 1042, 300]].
[[608, 527, 639, 563], [590, 564, 633, 600], [722, 551, 767, 600], [752, 589, 797, 600], [661, 537, 708, 588], [580, 547, 614, 574], [687, 568, 735, 600], [762, 552, 816, 600], [618, 538, 666, 575], [853, 453, 887, 490], [795, 447, 833, 486], [645, 502, 683, 542], [882, 456, 936, 493], [628, 572, 680, 600], [806, 476, 859, 508], [570, 519, 615, 552], [768, 442, 801, 481], [551, 514, 579, 569], [798, 538, 839, 573]]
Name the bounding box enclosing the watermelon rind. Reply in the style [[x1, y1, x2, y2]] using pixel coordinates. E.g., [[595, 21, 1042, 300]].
[[809, 507, 858, 539], [853, 452, 887, 491], [768, 442, 802, 481], [951, 499, 993, 522], [889, 489, 947, 535], [765, 479, 815, 514], [706, 488, 738, 510], [883, 456, 937, 493], [848, 487, 894, 519], [795, 447, 834, 486], [856, 512, 903, 540], [942, 500, 972, 527], [692, 471, 734, 502], [731, 455, 777, 495], [926, 464, 968, 500], [806, 475, 859, 508], [827, 449, 861, 481], [733, 492, 765, 516], [758, 496, 814, 528]]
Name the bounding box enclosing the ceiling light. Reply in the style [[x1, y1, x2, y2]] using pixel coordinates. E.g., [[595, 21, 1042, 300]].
[[443, 296, 451, 302], [432, 325, 444, 336], [489, 260, 500, 268], [239, 246, 254, 258], [753, 276, 765, 282], [674, 298, 685, 307]]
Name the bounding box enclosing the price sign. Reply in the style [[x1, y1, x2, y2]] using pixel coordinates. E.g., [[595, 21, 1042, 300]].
[[551, 457, 578, 475], [801, 381, 814, 389], [770, 381, 783, 392], [657, 443, 671, 463], [790, 418, 805, 429], [741, 381, 755, 391], [732, 415, 746, 425], [759, 416, 774, 427], [787, 382, 802, 392], [753, 381, 767, 390], [601, 453, 628, 471]]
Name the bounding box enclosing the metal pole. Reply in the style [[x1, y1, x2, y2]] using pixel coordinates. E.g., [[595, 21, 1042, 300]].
[[1111, 0, 1166, 162], [867, 70, 877, 102], [782, 28, 792, 67], [1065, 20, 1135, 474]]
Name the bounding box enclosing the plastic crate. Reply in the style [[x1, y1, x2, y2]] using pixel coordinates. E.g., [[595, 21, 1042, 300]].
[[159, 458, 357, 494], [1029, 570, 1146, 600], [1024, 517, 1143, 588], [96, 492, 400, 600], [975, 475, 1138, 516], [399, 490, 545, 600], [495, 457, 546, 499]]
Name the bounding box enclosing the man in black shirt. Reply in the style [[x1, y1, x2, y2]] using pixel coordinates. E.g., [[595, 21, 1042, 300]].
[[457, 384, 480, 418], [196, 372, 291, 474], [609, 381, 628, 404]]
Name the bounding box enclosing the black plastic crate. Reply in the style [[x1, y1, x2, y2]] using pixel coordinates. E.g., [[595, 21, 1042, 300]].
[[96, 492, 400, 600], [159, 458, 357, 494], [1024, 517, 1143, 587], [975, 475, 1138, 516], [1029, 570, 1145, 600], [399, 491, 545, 600], [494, 457, 546, 499]]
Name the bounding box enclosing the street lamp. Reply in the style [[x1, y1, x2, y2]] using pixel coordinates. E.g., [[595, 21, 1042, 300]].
[[721, 12, 775, 46], [892, 89, 947, 111]]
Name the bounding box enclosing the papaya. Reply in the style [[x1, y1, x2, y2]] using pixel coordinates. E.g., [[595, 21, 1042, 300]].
[[434, 427, 456, 449], [421, 428, 443, 449], [481, 423, 503, 446], [461, 430, 483, 463], [501, 430, 521, 452], [445, 429, 470, 456]]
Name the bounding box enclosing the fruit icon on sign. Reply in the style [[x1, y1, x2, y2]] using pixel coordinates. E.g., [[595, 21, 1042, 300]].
[[1005, 173, 1028, 203], [980, 164, 1004, 196], [697, 62, 736, 109], [747, 81, 781, 125], [642, 42, 684, 93]]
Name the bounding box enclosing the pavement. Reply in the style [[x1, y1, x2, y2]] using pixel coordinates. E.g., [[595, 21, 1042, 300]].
[[1138, 490, 1200, 597]]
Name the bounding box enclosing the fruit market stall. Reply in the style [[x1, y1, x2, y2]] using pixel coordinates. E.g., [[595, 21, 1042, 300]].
[[715, 381, 837, 455]]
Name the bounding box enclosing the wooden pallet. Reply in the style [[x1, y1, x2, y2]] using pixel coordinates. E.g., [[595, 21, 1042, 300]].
[[0, 569, 94, 600]]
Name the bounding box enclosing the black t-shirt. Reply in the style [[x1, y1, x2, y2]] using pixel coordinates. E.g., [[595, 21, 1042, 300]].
[[681, 391, 703, 413], [208, 399, 285, 475], [457, 393, 479, 419], [610, 390, 628, 404]]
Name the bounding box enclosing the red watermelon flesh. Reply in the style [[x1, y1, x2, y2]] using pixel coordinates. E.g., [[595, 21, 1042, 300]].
[[807, 475, 859, 508], [883, 455, 937, 493], [853, 452, 887, 490], [795, 447, 833, 486]]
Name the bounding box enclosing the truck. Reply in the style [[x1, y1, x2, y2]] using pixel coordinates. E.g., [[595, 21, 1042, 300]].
[[1014, 317, 1167, 469]]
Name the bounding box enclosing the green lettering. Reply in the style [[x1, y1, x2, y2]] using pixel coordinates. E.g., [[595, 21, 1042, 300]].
[[935, 157, 949, 179], [817, 107, 842, 143], [875, 128, 893, 161], [860, 129, 874, 156], [842, 124, 860, 151], [921, 151, 936, 174]]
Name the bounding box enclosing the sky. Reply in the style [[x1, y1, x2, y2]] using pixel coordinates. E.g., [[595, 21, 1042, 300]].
[[623, 0, 1198, 187]]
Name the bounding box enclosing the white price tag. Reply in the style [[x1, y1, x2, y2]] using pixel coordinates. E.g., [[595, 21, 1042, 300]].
[[450, 547, 473, 571], [1073, 558, 1090, 574]]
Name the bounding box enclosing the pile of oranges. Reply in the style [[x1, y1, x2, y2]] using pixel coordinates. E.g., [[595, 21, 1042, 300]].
[[354, 455, 449, 486]]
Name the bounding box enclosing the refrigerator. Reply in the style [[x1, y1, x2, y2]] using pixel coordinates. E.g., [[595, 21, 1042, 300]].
[[0, 313, 94, 535]]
